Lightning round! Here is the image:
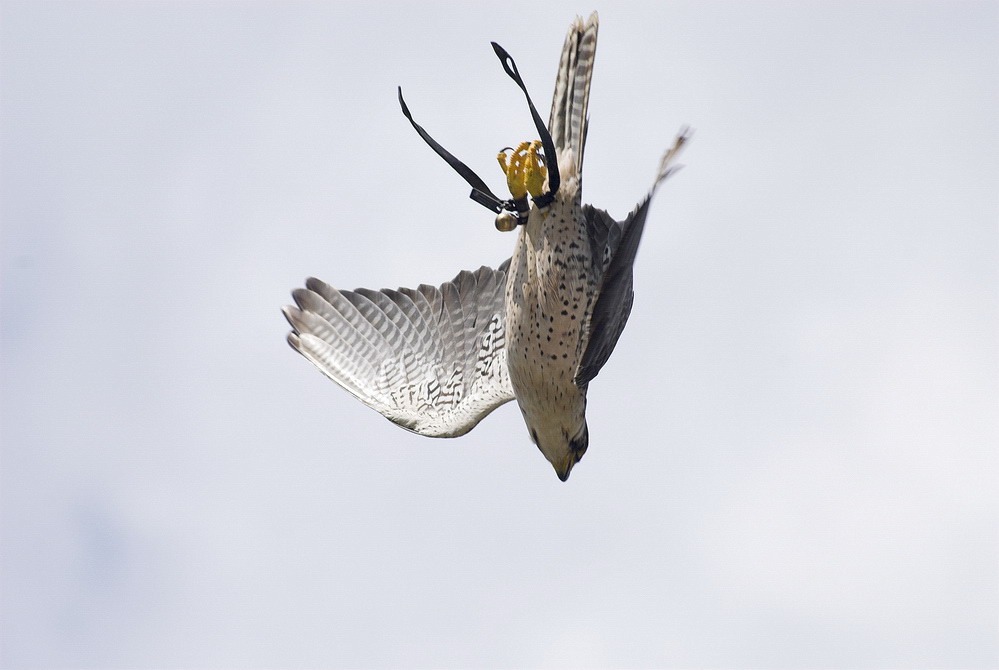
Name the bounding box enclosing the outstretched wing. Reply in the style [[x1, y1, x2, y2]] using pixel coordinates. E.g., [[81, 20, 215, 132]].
[[548, 11, 598, 175], [575, 129, 691, 387], [284, 261, 514, 437]]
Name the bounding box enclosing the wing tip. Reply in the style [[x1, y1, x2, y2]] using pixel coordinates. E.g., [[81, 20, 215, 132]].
[[649, 126, 694, 193], [282, 304, 303, 330]]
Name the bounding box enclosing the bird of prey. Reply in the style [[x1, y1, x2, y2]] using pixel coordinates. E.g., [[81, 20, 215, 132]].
[[284, 13, 688, 480]]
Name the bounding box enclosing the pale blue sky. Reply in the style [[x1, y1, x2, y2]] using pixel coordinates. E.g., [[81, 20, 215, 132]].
[[2, 1, 997, 668]]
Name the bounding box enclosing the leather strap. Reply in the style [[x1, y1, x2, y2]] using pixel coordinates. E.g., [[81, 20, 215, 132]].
[[397, 44, 560, 222], [490, 42, 560, 207]]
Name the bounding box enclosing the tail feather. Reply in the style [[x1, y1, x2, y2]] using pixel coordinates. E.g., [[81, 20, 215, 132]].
[[548, 12, 599, 177]]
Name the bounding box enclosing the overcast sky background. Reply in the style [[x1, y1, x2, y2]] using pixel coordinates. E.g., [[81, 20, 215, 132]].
[[2, 1, 997, 668]]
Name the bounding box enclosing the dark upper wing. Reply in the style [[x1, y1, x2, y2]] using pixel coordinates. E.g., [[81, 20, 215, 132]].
[[574, 128, 691, 387], [574, 200, 649, 387], [284, 260, 515, 437]]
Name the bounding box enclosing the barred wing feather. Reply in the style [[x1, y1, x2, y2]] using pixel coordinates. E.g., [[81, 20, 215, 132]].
[[549, 12, 599, 174], [284, 262, 515, 437]]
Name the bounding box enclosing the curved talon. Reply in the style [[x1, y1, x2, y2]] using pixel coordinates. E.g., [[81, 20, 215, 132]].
[[524, 140, 546, 198], [497, 140, 548, 201]]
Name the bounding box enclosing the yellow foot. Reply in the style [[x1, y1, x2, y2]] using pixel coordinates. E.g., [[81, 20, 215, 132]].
[[497, 141, 547, 199]]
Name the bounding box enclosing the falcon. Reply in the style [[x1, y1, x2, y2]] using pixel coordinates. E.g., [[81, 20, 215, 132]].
[[283, 12, 689, 480]]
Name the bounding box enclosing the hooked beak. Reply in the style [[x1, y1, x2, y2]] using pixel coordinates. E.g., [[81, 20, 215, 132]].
[[554, 462, 573, 482]]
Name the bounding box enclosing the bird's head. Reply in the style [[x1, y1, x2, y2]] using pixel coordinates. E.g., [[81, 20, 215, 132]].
[[530, 421, 589, 482]]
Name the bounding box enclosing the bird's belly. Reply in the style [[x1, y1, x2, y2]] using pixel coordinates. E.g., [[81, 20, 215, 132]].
[[507, 305, 582, 397], [504, 206, 596, 422]]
